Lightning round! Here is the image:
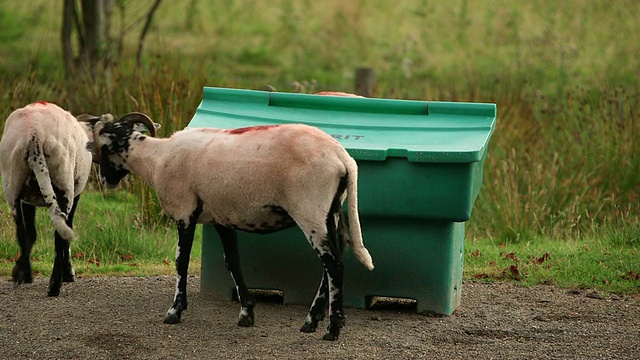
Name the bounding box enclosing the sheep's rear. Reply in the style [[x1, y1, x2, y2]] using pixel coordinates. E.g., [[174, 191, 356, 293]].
[[0, 101, 94, 296]]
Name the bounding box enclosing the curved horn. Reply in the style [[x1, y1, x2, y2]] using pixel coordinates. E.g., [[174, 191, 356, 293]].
[[118, 112, 157, 137], [76, 113, 113, 125], [76, 114, 99, 122]]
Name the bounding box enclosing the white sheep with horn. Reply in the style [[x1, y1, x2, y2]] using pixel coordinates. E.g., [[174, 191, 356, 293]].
[[94, 112, 373, 341]]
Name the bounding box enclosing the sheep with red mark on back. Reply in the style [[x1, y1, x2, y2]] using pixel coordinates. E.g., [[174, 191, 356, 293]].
[[93, 113, 374, 341]]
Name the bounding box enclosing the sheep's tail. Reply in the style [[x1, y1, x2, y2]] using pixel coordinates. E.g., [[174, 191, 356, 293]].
[[344, 157, 374, 270], [26, 137, 75, 241]]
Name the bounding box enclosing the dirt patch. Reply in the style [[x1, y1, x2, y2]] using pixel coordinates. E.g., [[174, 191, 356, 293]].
[[1, 276, 639, 359]]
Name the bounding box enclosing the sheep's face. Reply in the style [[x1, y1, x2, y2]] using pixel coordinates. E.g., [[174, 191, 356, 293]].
[[99, 150, 130, 189], [97, 122, 134, 189]]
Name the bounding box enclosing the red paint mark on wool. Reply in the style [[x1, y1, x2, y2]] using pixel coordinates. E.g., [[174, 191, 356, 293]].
[[31, 100, 49, 105], [228, 125, 279, 135]]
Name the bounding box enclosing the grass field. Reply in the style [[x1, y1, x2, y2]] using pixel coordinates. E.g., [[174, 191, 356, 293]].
[[0, 0, 638, 294]]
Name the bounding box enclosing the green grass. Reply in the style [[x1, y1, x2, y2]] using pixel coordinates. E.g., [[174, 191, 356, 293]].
[[465, 233, 640, 294], [0, 0, 639, 295], [0, 188, 202, 278]]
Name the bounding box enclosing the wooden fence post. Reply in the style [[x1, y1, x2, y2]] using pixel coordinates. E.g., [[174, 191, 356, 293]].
[[355, 67, 375, 97]]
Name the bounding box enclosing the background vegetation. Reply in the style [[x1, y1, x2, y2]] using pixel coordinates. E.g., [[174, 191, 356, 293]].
[[0, 0, 638, 294]]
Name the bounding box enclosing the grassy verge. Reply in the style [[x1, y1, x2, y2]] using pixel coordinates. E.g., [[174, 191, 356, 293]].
[[0, 189, 202, 278], [465, 233, 640, 295], [1, 186, 638, 295], [0, 185, 638, 295]]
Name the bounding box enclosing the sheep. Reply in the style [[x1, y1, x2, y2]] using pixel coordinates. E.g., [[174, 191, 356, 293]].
[[0, 101, 111, 296], [94, 112, 374, 341]]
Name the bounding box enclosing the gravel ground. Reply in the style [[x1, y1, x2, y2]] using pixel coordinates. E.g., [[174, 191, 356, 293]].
[[1, 275, 639, 359]]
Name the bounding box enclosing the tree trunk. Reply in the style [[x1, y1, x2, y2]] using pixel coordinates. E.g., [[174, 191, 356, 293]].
[[61, 0, 74, 76], [80, 0, 102, 70], [101, 0, 115, 66], [137, 0, 163, 67], [60, 0, 161, 75]]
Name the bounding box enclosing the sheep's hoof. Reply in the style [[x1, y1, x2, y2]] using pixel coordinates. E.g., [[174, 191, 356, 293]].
[[163, 312, 181, 324], [237, 310, 255, 327], [48, 273, 63, 296], [237, 317, 254, 327], [63, 267, 76, 283], [300, 322, 318, 333], [47, 287, 61, 297], [12, 264, 33, 284], [322, 321, 342, 341], [322, 332, 339, 341]]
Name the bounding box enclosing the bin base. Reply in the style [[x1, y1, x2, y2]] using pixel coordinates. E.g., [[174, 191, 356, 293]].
[[200, 218, 464, 315]]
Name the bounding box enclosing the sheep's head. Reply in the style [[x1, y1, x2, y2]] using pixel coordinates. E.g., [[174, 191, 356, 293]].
[[77, 113, 114, 163], [94, 112, 160, 189]]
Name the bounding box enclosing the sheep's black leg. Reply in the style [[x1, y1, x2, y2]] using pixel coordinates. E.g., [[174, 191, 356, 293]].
[[215, 224, 255, 327], [318, 226, 345, 341], [300, 270, 329, 333], [164, 200, 202, 324], [300, 180, 348, 340], [12, 200, 36, 284], [310, 244, 344, 341], [302, 210, 348, 334], [320, 188, 348, 341], [62, 195, 79, 282], [48, 191, 75, 297], [303, 227, 345, 340], [163, 221, 195, 323]]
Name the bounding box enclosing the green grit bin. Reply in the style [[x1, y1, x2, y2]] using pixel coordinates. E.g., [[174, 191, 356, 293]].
[[187, 87, 496, 315]]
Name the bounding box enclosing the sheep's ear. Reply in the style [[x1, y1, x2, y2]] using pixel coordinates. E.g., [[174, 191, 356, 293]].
[[93, 121, 106, 138], [86, 140, 99, 162], [78, 113, 111, 138], [88, 121, 107, 163], [77, 113, 113, 135]]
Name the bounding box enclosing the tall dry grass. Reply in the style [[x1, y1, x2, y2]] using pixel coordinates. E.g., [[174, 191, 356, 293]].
[[0, 0, 638, 245]]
